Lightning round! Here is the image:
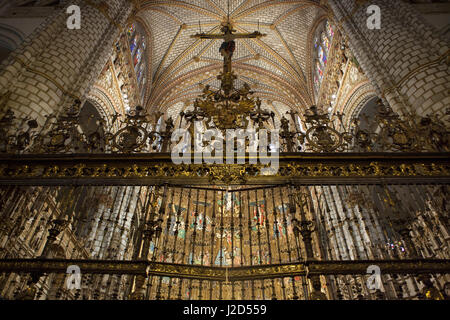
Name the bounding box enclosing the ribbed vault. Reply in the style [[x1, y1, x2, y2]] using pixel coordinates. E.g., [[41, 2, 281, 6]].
[[135, 0, 326, 115]]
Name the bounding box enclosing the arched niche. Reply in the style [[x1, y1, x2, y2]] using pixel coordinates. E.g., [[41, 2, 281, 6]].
[[78, 100, 106, 152], [352, 96, 381, 133], [0, 22, 25, 64]]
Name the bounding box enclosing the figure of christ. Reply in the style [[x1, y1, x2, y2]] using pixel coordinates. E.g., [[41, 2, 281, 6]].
[[191, 22, 265, 74]]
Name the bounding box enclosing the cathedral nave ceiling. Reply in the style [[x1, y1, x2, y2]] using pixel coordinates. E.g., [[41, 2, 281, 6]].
[[135, 0, 325, 114]]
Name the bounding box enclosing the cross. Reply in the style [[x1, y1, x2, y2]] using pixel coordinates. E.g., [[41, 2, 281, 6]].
[[191, 21, 266, 94]]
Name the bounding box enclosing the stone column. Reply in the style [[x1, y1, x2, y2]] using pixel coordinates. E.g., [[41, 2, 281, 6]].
[[0, 0, 134, 124], [327, 0, 449, 115]]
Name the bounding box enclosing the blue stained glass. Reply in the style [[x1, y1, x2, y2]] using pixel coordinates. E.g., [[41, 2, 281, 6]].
[[130, 36, 138, 52], [318, 46, 323, 62], [318, 45, 327, 65], [127, 22, 147, 100], [313, 21, 333, 94]]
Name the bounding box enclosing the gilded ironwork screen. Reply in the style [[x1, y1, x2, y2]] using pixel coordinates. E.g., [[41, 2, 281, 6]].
[[0, 95, 449, 300], [0, 183, 448, 300]]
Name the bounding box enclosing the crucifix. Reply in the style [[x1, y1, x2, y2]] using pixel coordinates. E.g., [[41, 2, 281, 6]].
[[191, 22, 265, 74], [191, 14, 266, 95]]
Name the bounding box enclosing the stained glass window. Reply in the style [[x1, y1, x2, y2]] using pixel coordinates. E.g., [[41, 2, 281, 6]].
[[316, 61, 323, 79], [127, 22, 148, 102], [130, 34, 138, 53], [312, 20, 334, 96], [327, 21, 334, 38], [318, 45, 326, 66], [137, 63, 144, 83], [322, 33, 330, 51], [314, 74, 320, 92], [134, 48, 142, 66], [127, 24, 135, 37]]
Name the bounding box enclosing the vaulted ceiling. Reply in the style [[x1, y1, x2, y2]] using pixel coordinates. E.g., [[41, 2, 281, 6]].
[[135, 0, 327, 114]]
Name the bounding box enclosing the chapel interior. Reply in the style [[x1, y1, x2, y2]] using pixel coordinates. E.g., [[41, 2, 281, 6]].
[[0, 0, 449, 300]]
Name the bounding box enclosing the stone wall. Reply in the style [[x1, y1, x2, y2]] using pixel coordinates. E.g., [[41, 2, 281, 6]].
[[0, 0, 133, 124], [328, 0, 449, 115]]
